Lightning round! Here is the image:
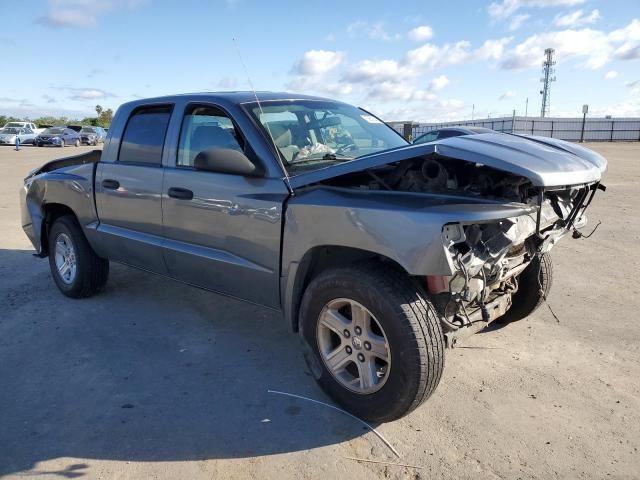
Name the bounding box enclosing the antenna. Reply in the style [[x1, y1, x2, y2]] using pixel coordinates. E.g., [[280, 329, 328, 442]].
[[540, 48, 556, 118], [232, 38, 291, 187]]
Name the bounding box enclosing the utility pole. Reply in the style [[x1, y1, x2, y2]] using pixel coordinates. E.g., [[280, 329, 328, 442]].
[[540, 48, 556, 117], [471, 104, 475, 121], [525, 97, 528, 117]]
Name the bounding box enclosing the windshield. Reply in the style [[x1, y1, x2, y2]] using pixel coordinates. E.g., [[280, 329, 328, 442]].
[[5, 122, 24, 128], [245, 100, 407, 175], [2, 127, 19, 134], [43, 128, 65, 134], [80, 127, 96, 133]]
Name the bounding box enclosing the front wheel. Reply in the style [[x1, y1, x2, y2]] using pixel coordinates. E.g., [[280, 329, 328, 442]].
[[48, 215, 109, 298], [501, 253, 553, 322], [299, 262, 445, 422], [74, 139, 80, 147]]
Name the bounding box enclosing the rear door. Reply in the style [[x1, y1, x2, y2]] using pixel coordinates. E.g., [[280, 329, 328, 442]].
[[160, 102, 288, 308], [94, 105, 172, 274]]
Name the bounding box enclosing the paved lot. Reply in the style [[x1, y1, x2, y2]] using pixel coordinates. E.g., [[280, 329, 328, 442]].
[[0, 143, 639, 479]]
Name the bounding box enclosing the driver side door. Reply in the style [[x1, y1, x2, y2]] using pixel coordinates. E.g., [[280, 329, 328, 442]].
[[161, 103, 289, 308]]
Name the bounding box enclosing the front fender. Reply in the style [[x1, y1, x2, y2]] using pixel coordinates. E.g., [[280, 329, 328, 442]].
[[282, 186, 534, 277]]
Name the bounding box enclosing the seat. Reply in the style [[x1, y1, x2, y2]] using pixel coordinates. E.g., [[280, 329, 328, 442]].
[[267, 123, 299, 163]]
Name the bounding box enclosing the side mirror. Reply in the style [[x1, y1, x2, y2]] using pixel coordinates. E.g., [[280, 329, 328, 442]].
[[194, 148, 264, 177]]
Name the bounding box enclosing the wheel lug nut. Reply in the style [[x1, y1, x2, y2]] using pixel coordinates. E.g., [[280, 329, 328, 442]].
[[354, 326, 362, 335], [357, 353, 365, 362], [346, 346, 352, 355], [364, 341, 371, 351], [343, 329, 350, 338]]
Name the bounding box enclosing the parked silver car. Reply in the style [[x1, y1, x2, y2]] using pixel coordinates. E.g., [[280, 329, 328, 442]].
[[0, 126, 37, 145], [20, 92, 607, 422]]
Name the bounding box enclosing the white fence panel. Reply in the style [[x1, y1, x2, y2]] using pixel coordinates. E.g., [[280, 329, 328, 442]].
[[405, 116, 640, 142]]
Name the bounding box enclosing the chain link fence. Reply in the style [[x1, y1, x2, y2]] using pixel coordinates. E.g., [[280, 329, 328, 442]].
[[397, 116, 640, 142]]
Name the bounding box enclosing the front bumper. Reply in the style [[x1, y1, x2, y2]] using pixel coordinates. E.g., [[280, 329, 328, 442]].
[[35, 137, 63, 146]]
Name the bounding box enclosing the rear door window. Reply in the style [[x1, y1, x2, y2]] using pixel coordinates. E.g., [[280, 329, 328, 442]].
[[119, 105, 172, 165]]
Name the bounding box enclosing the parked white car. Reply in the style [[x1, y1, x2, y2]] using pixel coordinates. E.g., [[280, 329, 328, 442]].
[[0, 127, 38, 145], [1, 122, 44, 134]]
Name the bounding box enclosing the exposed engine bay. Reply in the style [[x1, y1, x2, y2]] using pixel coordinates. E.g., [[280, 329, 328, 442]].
[[319, 154, 604, 345]]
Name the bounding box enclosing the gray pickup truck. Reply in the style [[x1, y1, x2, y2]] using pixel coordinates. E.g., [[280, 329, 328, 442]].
[[20, 92, 606, 422]]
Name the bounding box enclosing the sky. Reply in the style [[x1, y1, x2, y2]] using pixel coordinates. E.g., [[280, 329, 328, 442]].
[[2, 0, 640, 122]]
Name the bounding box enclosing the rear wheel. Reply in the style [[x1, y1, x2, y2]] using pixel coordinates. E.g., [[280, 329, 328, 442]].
[[48, 215, 109, 298], [501, 253, 553, 322], [74, 139, 80, 147], [299, 262, 445, 422]]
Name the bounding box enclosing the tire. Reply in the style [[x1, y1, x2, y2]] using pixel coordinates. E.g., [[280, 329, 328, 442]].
[[501, 253, 553, 322], [48, 215, 109, 298], [74, 139, 80, 147], [299, 262, 445, 422]]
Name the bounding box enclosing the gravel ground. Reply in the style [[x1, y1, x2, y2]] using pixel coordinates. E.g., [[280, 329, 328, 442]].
[[0, 143, 638, 479]]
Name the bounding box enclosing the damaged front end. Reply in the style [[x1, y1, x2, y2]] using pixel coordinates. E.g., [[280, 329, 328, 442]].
[[299, 135, 607, 346], [428, 180, 604, 346], [288, 133, 607, 345]]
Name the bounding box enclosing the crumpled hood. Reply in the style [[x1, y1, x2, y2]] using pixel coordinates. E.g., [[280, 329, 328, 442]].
[[288, 132, 607, 189]]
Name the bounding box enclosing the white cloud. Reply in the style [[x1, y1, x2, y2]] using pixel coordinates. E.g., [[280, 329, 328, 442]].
[[476, 37, 513, 61], [366, 82, 434, 103], [347, 20, 400, 42], [553, 9, 600, 28], [405, 41, 472, 70], [500, 28, 607, 69], [293, 50, 345, 76], [509, 14, 530, 31], [610, 19, 640, 60], [625, 80, 640, 94], [428, 75, 450, 91], [36, 0, 146, 28], [604, 70, 618, 80], [69, 88, 116, 101], [343, 59, 411, 83], [499, 90, 515, 100], [379, 97, 466, 123], [488, 0, 585, 20], [408, 25, 434, 42], [499, 19, 640, 70], [288, 50, 351, 97], [288, 76, 353, 96]]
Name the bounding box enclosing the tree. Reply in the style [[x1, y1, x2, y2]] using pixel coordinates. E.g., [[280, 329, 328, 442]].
[[0, 114, 22, 126], [98, 108, 113, 127], [95, 105, 103, 116]]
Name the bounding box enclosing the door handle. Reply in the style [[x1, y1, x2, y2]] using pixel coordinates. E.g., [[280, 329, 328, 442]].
[[168, 187, 194, 200], [102, 179, 120, 190]]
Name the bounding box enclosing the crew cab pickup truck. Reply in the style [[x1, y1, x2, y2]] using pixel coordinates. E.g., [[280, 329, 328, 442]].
[[20, 92, 607, 422]]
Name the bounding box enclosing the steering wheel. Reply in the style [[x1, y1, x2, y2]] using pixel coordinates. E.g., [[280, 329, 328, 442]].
[[335, 142, 358, 155]]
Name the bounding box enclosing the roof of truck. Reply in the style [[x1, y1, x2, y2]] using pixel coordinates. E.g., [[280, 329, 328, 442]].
[[123, 91, 340, 106]]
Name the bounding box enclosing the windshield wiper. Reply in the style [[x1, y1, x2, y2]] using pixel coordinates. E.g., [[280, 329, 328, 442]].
[[321, 153, 353, 162], [290, 153, 354, 166]]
